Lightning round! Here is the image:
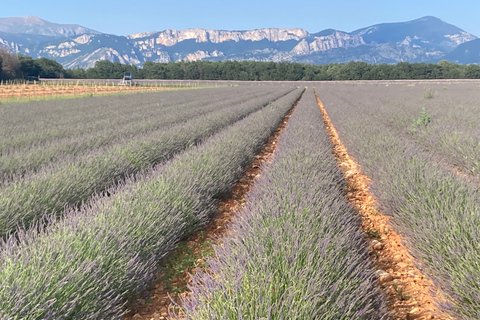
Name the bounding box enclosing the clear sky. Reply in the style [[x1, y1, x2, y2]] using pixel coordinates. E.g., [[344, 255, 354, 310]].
[[1, 0, 479, 36]]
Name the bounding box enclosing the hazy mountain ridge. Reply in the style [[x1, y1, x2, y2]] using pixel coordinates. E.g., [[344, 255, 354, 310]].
[[0, 15, 477, 68], [0, 15, 99, 38], [444, 38, 480, 64]]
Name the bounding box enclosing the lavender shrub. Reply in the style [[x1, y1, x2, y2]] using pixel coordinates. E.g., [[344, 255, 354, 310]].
[[0, 88, 303, 319], [0, 86, 267, 153], [0, 86, 279, 180], [0, 89, 221, 153], [0, 87, 295, 238], [180, 90, 388, 320], [317, 82, 480, 319], [314, 82, 480, 180]]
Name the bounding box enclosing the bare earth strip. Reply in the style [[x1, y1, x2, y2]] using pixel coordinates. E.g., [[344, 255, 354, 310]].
[[314, 90, 454, 320], [123, 95, 301, 320]]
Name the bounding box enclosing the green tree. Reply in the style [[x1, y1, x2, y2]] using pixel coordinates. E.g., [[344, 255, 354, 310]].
[[165, 62, 184, 79], [65, 67, 87, 79], [18, 55, 41, 79], [465, 64, 480, 79], [438, 60, 464, 79], [0, 49, 19, 80], [35, 57, 65, 78], [92, 60, 115, 78], [343, 61, 369, 80], [85, 67, 99, 79], [61, 59, 480, 81], [141, 61, 162, 79]]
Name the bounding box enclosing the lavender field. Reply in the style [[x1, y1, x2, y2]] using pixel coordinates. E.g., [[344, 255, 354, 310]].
[[0, 85, 307, 319], [317, 81, 480, 319], [180, 90, 388, 319], [1, 81, 480, 319], [0, 86, 296, 237]]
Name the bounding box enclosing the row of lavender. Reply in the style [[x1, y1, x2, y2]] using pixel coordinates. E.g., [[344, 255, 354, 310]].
[[0, 87, 295, 238], [0, 88, 303, 319], [1, 89, 227, 154], [317, 82, 480, 319], [318, 82, 480, 180], [180, 90, 388, 319], [0, 87, 279, 180]]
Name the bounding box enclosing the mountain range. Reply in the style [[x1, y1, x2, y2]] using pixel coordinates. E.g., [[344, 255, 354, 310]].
[[0, 15, 479, 69]]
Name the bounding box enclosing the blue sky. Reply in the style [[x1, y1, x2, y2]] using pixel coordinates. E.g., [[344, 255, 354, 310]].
[[2, 0, 479, 36]]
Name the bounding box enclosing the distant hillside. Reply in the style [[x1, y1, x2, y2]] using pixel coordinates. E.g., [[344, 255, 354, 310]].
[[0, 15, 99, 38], [443, 38, 480, 64], [0, 15, 478, 68]]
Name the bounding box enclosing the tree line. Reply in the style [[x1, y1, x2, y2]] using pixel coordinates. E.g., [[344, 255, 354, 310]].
[[2, 49, 480, 81], [0, 50, 66, 80], [72, 60, 480, 81]]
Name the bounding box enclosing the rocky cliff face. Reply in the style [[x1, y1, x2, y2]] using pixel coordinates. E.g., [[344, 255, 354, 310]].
[[129, 28, 308, 46], [127, 28, 309, 64], [0, 15, 478, 68], [291, 31, 366, 55], [31, 33, 143, 68]]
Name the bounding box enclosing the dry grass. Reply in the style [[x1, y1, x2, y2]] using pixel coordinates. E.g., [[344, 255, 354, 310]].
[[0, 81, 180, 101]]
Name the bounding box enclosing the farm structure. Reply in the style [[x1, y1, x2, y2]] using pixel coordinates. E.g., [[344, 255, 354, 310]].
[[0, 79, 207, 100]]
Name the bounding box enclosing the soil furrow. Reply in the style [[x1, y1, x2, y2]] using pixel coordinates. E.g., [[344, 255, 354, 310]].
[[123, 94, 302, 320], [314, 89, 454, 320]]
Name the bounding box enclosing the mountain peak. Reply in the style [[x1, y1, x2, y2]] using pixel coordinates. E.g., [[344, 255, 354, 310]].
[[416, 16, 442, 21], [1, 15, 479, 67], [23, 15, 43, 21], [128, 27, 308, 46], [0, 16, 100, 37], [22, 15, 46, 26], [351, 15, 476, 49]]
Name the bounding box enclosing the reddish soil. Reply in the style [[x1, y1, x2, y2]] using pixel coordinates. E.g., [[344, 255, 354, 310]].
[[314, 90, 455, 320], [123, 98, 301, 320]]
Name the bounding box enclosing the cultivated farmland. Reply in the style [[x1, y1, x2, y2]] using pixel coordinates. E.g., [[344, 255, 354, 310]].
[[179, 90, 388, 319], [0, 84, 303, 319], [1, 81, 480, 320], [316, 81, 480, 319], [0, 86, 296, 237]]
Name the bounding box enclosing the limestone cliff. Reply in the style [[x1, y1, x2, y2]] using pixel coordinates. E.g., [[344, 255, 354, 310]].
[[1, 15, 478, 68]]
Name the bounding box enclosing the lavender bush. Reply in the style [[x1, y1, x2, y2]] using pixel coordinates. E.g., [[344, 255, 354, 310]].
[[0, 86, 280, 180], [0, 88, 303, 319], [0, 87, 252, 153], [316, 82, 480, 179], [180, 90, 388, 320], [0, 87, 295, 237], [317, 82, 480, 319], [0, 89, 208, 153]]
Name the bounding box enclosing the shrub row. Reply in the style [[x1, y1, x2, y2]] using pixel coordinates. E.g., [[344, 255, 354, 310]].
[[0, 88, 225, 152], [318, 83, 480, 319], [315, 82, 480, 180], [0, 88, 303, 319], [180, 89, 388, 319], [0, 87, 296, 238], [0, 87, 280, 179]]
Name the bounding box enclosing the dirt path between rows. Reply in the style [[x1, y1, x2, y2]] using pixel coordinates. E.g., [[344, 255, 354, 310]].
[[123, 95, 302, 320], [314, 90, 454, 320]]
